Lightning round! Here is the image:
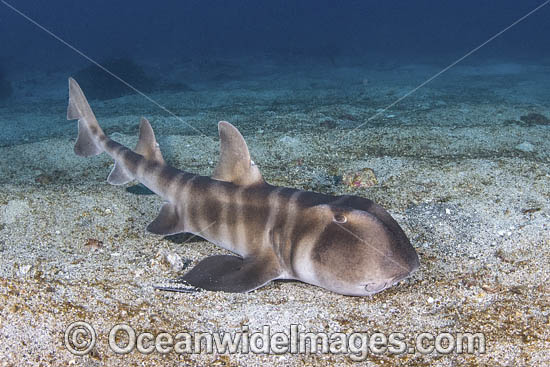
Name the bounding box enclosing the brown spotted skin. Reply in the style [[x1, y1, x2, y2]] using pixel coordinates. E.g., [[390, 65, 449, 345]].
[[68, 77, 419, 296]]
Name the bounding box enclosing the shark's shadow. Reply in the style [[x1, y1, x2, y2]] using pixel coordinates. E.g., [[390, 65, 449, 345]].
[[126, 183, 155, 195], [164, 233, 208, 244]]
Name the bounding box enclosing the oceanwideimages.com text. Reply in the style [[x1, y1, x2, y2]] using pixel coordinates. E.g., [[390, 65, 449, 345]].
[[65, 322, 486, 361]]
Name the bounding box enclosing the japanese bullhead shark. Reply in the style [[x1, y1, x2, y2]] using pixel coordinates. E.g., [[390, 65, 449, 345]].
[[67, 77, 419, 296]]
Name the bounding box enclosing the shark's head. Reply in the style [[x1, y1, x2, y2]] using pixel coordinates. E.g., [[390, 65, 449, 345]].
[[297, 200, 419, 296]]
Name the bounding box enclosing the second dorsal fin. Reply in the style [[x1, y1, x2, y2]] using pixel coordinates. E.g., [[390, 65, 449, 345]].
[[212, 121, 264, 186], [107, 117, 164, 185]]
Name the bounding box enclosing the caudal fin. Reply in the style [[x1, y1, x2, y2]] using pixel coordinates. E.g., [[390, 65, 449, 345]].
[[68, 77, 165, 186], [67, 77, 105, 157]]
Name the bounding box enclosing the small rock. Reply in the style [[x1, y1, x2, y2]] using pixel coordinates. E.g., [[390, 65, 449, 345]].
[[474, 292, 486, 302], [166, 253, 184, 272], [342, 168, 378, 188], [427, 297, 435, 304], [515, 141, 535, 153], [152, 249, 184, 272], [85, 238, 103, 250], [19, 264, 32, 277]]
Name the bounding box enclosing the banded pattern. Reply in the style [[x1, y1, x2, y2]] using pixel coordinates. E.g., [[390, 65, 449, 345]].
[[67, 77, 419, 296]]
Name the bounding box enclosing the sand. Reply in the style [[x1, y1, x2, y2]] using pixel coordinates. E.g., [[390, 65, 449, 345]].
[[0, 60, 549, 366]]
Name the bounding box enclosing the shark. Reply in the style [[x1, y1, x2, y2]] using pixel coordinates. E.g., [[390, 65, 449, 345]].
[[67, 77, 419, 296]]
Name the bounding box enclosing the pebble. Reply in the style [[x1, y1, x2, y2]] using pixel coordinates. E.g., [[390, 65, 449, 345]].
[[427, 297, 435, 304], [19, 264, 32, 277], [85, 238, 103, 250], [152, 249, 184, 272], [515, 141, 535, 153], [342, 168, 378, 188], [166, 253, 184, 272]]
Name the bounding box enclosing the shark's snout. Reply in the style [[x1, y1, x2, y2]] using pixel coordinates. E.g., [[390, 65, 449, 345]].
[[361, 234, 420, 295], [387, 245, 420, 282], [363, 267, 417, 295]]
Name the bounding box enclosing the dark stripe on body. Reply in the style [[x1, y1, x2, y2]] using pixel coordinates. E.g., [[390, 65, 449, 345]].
[[272, 188, 300, 275], [198, 179, 224, 239], [288, 190, 327, 272], [187, 175, 216, 233], [239, 184, 279, 255]]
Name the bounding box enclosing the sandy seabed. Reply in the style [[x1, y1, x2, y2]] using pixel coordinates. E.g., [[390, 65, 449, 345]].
[[0, 60, 549, 366]]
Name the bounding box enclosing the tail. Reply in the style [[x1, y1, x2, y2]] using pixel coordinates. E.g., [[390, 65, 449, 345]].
[[67, 77, 105, 157], [67, 77, 164, 184]]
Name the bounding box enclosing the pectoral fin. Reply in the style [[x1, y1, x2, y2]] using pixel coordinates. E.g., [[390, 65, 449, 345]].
[[156, 255, 279, 293]]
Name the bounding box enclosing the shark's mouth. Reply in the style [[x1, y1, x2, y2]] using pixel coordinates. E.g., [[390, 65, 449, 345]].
[[363, 270, 414, 294], [364, 281, 388, 294]]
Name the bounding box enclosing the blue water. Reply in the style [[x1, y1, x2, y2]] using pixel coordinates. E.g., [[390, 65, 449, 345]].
[[2, 1, 550, 69], [0, 0, 549, 145]]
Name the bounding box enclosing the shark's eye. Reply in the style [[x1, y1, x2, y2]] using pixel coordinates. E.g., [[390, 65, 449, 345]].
[[333, 214, 347, 223]]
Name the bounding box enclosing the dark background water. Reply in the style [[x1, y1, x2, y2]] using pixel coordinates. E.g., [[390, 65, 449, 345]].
[[1, 0, 550, 146], [1, 0, 549, 72]]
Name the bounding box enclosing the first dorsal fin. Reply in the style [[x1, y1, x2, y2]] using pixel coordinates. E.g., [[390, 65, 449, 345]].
[[135, 117, 164, 164], [212, 121, 264, 186]]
